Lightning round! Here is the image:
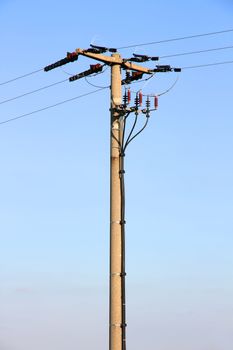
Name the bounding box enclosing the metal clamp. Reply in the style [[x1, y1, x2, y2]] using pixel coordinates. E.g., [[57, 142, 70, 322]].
[[111, 323, 127, 328], [111, 272, 127, 277]]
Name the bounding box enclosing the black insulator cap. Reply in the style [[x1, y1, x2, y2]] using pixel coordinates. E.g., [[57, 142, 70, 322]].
[[109, 48, 117, 53], [151, 56, 159, 61], [146, 97, 151, 108]]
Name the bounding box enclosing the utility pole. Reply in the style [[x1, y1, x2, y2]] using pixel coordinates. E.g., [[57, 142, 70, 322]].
[[44, 45, 181, 350], [110, 53, 124, 350]]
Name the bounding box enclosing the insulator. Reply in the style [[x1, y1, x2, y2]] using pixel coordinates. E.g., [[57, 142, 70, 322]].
[[90, 63, 103, 73], [154, 96, 158, 109], [134, 93, 139, 107], [44, 52, 78, 72], [151, 56, 159, 61], [127, 89, 131, 104], [67, 52, 78, 62], [123, 90, 127, 106], [146, 96, 150, 108], [126, 70, 131, 80], [132, 72, 143, 80], [139, 90, 143, 106]]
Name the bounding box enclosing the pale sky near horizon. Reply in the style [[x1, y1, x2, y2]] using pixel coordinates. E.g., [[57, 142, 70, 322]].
[[0, 0, 233, 349]]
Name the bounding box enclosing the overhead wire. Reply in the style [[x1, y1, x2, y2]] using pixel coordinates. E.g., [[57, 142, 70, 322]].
[[117, 29, 233, 49], [0, 68, 43, 86], [181, 60, 233, 69], [0, 78, 68, 105], [0, 67, 109, 106], [0, 29, 232, 87], [160, 44, 233, 59], [0, 87, 108, 126]]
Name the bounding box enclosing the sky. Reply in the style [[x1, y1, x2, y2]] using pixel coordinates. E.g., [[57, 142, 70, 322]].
[[0, 0, 233, 349]]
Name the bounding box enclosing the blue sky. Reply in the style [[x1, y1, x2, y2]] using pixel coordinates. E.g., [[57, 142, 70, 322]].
[[0, 0, 233, 349]]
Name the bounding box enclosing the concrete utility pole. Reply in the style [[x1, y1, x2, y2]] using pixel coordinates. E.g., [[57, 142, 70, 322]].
[[109, 54, 124, 350], [73, 48, 153, 350], [44, 46, 180, 350]]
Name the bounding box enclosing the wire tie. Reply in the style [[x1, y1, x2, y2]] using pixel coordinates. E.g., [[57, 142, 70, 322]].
[[120, 220, 126, 225], [119, 170, 125, 174]]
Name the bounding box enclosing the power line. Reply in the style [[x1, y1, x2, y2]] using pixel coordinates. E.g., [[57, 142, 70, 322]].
[[0, 69, 108, 106], [181, 60, 233, 69], [1, 29, 233, 88], [0, 87, 108, 126], [0, 79, 68, 105], [0, 68, 43, 86], [1, 59, 232, 108], [160, 44, 233, 59], [117, 29, 233, 49]]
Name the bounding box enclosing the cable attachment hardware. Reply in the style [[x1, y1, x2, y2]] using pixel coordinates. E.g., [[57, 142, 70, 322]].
[[111, 323, 127, 328], [88, 44, 117, 54], [130, 53, 159, 62], [153, 65, 182, 73], [121, 71, 144, 85]]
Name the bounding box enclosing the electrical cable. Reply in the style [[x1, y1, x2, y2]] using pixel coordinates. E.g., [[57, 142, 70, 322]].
[[85, 77, 110, 89], [0, 68, 43, 86], [0, 67, 109, 106], [124, 115, 149, 149], [0, 79, 68, 105], [160, 44, 233, 58], [0, 29, 232, 88], [0, 41, 232, 90], [117, 106, 151, 350], [117, 28, 233, 49], [158, 75, 180, 97], [181, 60, 233, 69], [129, 73, 179, 97], [0, 87, 108, 126], [119, 117, 127, 350], [3, 57, 232, 107], [123, 113, 138, 151]]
